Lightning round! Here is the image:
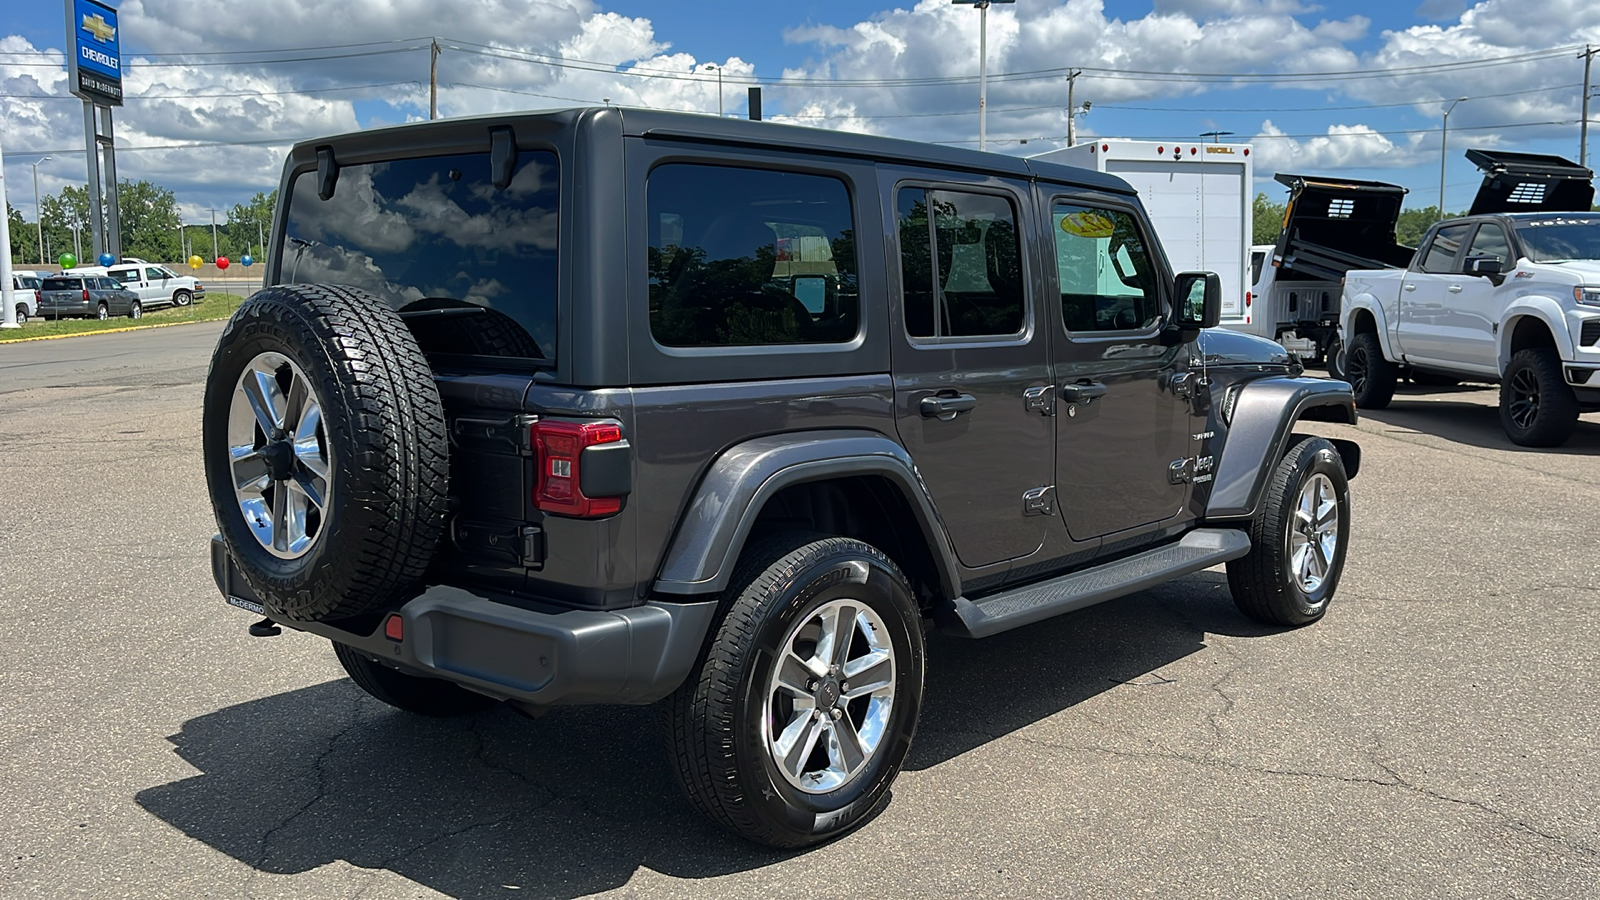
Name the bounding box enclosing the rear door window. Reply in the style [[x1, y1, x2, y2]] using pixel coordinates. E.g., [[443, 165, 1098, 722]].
[[896, 188, 1025, 339], [284, 149, 560, 362], [145, 267, 167, 281], [108, 268, 138, 284], [646, 163, 859, 347], [1418, 224, 1472, 273], [1466, 224, 1510, 267], [43, 277, 75, 292]]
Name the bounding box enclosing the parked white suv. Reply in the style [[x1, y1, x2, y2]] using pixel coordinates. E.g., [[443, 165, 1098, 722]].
[[10, 271, 42, 324], [105, 260, 206, 309]]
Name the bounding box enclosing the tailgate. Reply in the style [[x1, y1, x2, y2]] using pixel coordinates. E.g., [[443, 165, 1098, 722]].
[[1272, 173, 1414, 280]]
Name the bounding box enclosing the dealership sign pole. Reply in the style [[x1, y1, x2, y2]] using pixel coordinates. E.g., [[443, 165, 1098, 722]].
[[64, 0, 124, 261]]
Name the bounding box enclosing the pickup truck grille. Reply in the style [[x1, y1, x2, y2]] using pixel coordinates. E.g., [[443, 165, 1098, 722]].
[[1581, 320, 1600, 347]]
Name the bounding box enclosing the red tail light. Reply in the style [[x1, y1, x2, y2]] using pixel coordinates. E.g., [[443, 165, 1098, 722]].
[[532, 420, 627, 517], [1245, 291, 1252, 308], [82, 289, 90, 301]]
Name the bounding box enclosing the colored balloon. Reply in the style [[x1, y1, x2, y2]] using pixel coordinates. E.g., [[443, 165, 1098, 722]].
[[240, 255, 254, 267], [58, 253, 78, 269], [97, 252, 115, 267], [188, 255, 203, 270], [216, 257, 230, 270]]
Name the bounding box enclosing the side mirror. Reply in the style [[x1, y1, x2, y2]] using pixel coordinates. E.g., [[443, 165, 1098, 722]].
[[1174, 271, 1222, 329], [1465, 256, 1502, 277]]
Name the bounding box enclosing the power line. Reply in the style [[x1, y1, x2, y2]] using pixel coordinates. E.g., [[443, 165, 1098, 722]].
[[0, 36, 430, 59], [940, 117, 1577, 146]]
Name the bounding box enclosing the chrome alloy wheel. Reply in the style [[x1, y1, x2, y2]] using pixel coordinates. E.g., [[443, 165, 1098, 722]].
[[764, 597, 897, 794], [227, 352, 332, 559], [1289, 472, 1339, 593]]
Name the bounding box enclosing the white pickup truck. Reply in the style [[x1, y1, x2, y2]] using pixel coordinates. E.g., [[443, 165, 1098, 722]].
[[105, 259, 206, 309], [1340, 150, 1600, 446]]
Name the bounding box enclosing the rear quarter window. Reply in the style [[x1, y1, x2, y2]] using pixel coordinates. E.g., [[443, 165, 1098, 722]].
[[646, 163, 859, 348]]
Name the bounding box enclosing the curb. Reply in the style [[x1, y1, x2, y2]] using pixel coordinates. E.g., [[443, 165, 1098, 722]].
[[0, 316, 232, 344]]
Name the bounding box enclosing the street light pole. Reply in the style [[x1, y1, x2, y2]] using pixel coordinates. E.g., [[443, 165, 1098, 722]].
[[1582, 45, 1596, 169], [1, 133, 18, 328], [31, 157, 51, 265], [1440, 97, 1467, 217], [954, 0, 1015, 152], [705, 64, 722, 117]]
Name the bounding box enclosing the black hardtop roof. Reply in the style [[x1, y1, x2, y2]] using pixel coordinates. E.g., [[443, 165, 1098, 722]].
[[288, 105, 1137, 197], [1272, 173, 1408, 195]]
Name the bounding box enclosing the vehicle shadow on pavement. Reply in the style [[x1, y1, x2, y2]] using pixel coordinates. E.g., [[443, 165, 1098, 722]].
[[136, 574, 1275, 898], [1360, 389, 1600, 454]]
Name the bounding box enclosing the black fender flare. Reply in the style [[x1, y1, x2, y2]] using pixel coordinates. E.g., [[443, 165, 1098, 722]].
[[1205, 377, 1360, 522], [652, 430, 962, 599]]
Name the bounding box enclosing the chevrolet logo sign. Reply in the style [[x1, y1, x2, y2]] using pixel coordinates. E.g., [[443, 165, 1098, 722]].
[[81, 13, 116, 44]]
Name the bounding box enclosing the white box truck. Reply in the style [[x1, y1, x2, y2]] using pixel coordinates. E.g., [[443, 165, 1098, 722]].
[[1033, 139, 1253, 328]]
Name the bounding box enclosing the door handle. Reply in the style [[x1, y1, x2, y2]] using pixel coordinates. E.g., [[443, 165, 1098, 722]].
[[1403, 283, 1417, 291], [919, 393, 978, 420], [1448, 284, 1463, 293], [1060, 382, 1109, 403]]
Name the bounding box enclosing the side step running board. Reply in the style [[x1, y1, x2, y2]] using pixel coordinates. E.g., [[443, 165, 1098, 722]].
[[948, 528, 1251, 639]]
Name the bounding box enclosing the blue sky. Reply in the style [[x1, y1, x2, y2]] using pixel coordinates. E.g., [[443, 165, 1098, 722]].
[[2, 0, 1597, 221]]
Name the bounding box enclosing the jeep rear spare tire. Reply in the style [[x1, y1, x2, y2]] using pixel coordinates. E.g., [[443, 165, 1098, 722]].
[[203, 283, 448, 623]]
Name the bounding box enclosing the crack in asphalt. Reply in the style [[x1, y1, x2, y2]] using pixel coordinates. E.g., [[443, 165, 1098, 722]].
[[248, 692, 364, 890], [930, 723, 1598, 861]]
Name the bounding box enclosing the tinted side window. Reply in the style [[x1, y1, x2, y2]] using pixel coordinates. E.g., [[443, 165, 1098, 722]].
[[647, 164, 859, 348], [1053, 203, 1161, 332], [896, 187, 1024, 339], [108, 269, 137, 284], [1250, 251, 1265, 287], [145, 267, 166, 280], [1467, 224, 1510, 266], [1419, 224, 1472, 273]]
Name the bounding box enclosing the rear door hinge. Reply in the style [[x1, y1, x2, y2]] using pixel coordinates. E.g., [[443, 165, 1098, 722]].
[[1023, 486, 1056, 516], [1024, 384, 1055, 416]]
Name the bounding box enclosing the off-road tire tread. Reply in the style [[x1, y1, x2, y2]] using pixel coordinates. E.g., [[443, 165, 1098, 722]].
[[205, 283, 448, 622], [1348, 332, 1395, 409], [664, 532, 908, 848], [1499, 347, 1578, 447], [332, 641, 497, 716], [1227, 436, 1344, 627]]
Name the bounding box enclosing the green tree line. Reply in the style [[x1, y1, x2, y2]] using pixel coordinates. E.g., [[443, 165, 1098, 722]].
[[7, 182, 276, 267]]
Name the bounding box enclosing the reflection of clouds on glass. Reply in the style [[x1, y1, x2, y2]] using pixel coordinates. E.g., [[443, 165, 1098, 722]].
[[462, 278, 507, 303], [469, 158, 553, 201], [291, 242, 425, 306], [291, 165, 416, 254], [399, 173, 558, 253]]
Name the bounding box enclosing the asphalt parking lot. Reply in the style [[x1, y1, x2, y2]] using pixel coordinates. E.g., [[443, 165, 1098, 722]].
[[2, 321, 1597, 899]]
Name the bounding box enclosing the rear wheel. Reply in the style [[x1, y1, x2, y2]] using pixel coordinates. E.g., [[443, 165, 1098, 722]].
[[173, 290, 193, 307], [1227, 437, 1350, 626], [1325, 337, 1346, 382], [1345, 332, 1395, 409], [13, 305, 26, 326], [332, 642, 497, 716], [665, 534, 924, 848], [1499, 347, 1578, 447], [96, 304, 109, 320], [128, 301, 142, 320]]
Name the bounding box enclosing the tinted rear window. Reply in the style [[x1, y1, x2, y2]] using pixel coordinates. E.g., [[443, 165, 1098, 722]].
[[283, 149, 560, 362], [43, 277, 79, 291]]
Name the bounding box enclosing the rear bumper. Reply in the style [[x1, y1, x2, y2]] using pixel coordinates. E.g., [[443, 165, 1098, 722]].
[[209, 537, 715, 706]]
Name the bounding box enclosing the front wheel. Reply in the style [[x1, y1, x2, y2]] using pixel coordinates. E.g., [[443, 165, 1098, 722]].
[[1227, 437, 1350, 626], [1499, 347, 1578, 447], [665, 534, 925, 848], [173, 290, 192, 307], [332, 642, 497, 716], [128, 301, 142, 320], [1345, 332, 1396, 409]]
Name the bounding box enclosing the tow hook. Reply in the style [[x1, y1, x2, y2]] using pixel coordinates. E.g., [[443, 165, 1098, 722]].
[[248, 617, 282, 637]]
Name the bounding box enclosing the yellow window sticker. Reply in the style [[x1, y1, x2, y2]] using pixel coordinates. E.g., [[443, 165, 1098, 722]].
[[1059, 211, 1116, 239]]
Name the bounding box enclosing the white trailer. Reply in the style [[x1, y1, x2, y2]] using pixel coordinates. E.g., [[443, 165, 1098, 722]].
[[1033, 140, 1253, 328]]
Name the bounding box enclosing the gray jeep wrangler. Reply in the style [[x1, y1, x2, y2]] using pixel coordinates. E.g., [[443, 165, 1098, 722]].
[[205, 107, 1360, 848]]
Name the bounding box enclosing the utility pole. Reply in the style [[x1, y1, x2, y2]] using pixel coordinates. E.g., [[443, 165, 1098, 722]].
[[31, 157, 51, 265], [429, 38, 440, 120], [1, 132, 18, 328], [953, 0, 1016, 152], [1067, 70, 1080, 146], [210, 207, 218, 261], [257, 219, 265, 259], [1440, 97, 1467, 218], [1582, 45, 1595, 169]]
